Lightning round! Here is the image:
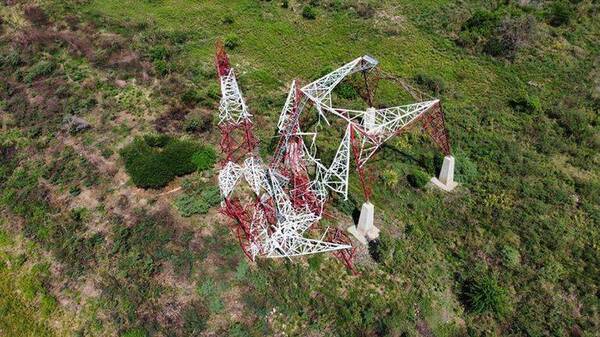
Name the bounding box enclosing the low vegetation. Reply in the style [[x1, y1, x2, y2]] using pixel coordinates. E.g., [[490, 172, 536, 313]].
[[120, 135, 214, 189], [0, 1, 597, 336]]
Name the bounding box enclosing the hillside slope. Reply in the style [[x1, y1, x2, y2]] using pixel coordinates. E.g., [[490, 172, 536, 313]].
[[0, 1, 598, 336]]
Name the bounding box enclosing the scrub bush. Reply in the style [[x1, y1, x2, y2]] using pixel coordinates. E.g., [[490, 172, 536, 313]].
[[182, 301, 208, 335], [174, 185, 221, 217], [546, 1, 573, 27], [414, 73, 445, 95], [458, 10, 499, 48], [335, 82, 358, 99], [184, 113, 213, 133], [407, 169, 429, 189], [224, 33, 240, 49], [191, 147, 216, 171], [24, 60, 55, 83], [302, 6, 317, 20], [463, 274, 509, 316], [120, 135, 202, 188], [509, 94, 541, 113], [500, 245, 520, 268], [121, 328, 148, 337], [484, 16, 535, 59]]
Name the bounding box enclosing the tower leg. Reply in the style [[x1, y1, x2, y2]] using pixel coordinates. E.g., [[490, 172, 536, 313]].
[[430, 155, 458, 191], [347, 202, 380, 245]]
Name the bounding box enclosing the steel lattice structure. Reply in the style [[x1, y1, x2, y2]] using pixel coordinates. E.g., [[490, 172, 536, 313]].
[[215, 43, 451, 269]]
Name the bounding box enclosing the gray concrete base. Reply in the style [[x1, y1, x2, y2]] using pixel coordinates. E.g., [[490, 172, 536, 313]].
[[431, 155, 458, 192], [347, 202, 380, 245], [430, 177, 458, 191]]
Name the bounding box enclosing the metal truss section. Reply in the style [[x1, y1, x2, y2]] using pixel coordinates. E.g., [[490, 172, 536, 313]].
[[277, 80, 298, 132], [265, 234, 352, 258], [323, 124, 351, 199], [336, 100, 439, 137], [301, 55, 378, 104], [243, 156, 268, 195], [218, 161, 244, 198], [218, 69, 252, 125]]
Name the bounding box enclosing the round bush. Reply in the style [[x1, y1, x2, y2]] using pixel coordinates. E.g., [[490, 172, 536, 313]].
[[547, 1, 573, 27], [463, 274, 509, 316], [302, 6, 317, 20], [224, 33, 240, 49], [120, 135, 204, 189], [407, 169, 429, 189]]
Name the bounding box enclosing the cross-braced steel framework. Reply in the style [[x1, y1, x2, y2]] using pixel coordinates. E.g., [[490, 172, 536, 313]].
[[215, 43, 451, 270]]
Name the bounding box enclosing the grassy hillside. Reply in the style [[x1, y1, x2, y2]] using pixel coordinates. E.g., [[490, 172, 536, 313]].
[[0, 1, 598, 336]]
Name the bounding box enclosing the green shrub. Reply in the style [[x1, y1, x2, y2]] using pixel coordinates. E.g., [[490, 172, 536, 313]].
[[335, 82, 358, 100], [414, 73, 445, 95], [120, 139, 173, 188], [201, 185, 221, 205], [302, 6, 317, 20], [40, 294, 57, 315], [162, 140, 201, 176], [174, 194, 209, 217], [224, 33, 240, 49], [509, 94, 541, 113], [1, 51, 21, 68], [122, 328, 148, 337], [546, 1, 573, 27], [182, 89, 202, 105], [500, 245, 520, 268], [381, 169, 399, 189], [149, 45, 170, 61], [143, 134, 170, 147], [191, 147, 216, 171], [120, 135, 201, 189], [222, 14, 234, 25], [407, 169, 429, 189], [461, 10, 499, 36], [174, 185, 221, 217], [153, 59, 171, 75], [24, 60, 55, 83], [463, 274, 509, 316], [182, 301, 208, 335]]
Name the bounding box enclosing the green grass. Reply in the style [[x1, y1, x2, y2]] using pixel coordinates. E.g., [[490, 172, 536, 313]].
[[0, 257, 59, 337], [0, 0, 598, 336], [79, 1, 598, 334]]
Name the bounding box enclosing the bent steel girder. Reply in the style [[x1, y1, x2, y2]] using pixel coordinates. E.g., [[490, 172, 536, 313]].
[[265, 233, 352, 258], [322, 124, 352, 199], [301, 56, 378, 107], [298, 55, 451, 203]]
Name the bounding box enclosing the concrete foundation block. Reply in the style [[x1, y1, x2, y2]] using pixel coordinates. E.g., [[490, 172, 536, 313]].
[[431, 155, 458, 191], [347, 202, 379, 245]]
